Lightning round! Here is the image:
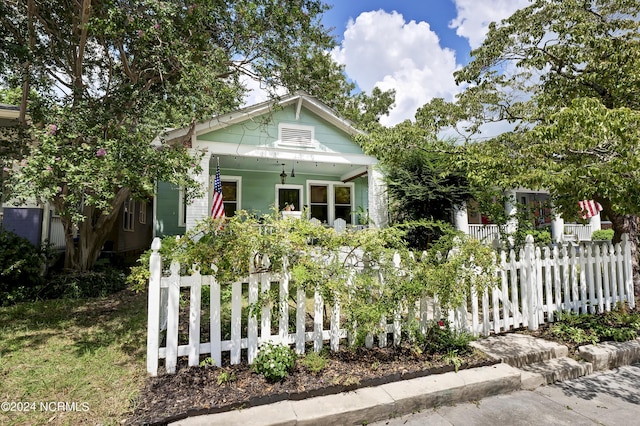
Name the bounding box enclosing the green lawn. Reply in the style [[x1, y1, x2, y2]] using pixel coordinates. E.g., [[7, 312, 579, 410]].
[[0, 290, 147, 425]]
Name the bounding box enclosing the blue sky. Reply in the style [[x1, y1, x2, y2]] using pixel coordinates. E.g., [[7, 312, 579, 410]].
[[322, 0, 530, 125], [323, 1, 470, 61], [245, 1, 531, 126]]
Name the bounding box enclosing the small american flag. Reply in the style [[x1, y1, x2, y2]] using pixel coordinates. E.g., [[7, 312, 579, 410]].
[[211, 162, 225, 219], [578, 200, 602, 219]]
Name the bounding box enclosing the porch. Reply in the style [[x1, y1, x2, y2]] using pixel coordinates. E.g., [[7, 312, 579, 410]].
[[456, 189, 607, 244]]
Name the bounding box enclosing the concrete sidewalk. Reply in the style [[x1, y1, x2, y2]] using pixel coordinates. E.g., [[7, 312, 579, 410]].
[[375, 364, 640, 426], [170, 335, 640, 426]]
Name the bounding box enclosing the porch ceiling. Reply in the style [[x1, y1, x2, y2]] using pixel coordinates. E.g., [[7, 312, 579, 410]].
[[211, 154, 365, 178]]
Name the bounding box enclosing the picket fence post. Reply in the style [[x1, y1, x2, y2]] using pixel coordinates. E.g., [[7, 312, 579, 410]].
[[146, 237, 162, 376], [524, 235, 539, 331], [622, 234, 635, 308]]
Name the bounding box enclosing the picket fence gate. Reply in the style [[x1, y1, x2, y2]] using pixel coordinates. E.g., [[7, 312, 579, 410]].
[[146, 234, 635, 376]]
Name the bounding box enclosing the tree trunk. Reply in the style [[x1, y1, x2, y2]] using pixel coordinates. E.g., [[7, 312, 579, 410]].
[[602, 204, 640, 302], [62, 188, 131, 271]]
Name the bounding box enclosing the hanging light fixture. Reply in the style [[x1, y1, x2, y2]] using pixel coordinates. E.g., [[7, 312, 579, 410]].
[[280, 164, 287, 184], [290, 163, 295, 178]]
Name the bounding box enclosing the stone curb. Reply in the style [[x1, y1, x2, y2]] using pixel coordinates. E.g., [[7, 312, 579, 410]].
[[172, 364, 521, 426], [578, 337, 640, 371], [170, 338, 640, 426]]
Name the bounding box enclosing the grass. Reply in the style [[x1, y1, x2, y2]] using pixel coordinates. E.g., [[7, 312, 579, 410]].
[[0, 290, 147, 425]]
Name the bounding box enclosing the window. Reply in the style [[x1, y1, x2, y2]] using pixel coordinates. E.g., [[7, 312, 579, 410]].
[[139, 201, 147, 224], [334, 186, 352, 222], [221, 181, 238, 217], [208, 175, 241, 218], [308, 181, 354, 225], [277, 185, 303, 212], [310, 184, 328, 223], [123, 198, 135, 231]]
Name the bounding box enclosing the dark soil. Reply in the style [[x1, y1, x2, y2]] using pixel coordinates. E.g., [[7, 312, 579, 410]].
[[127, 344, 495, 425]]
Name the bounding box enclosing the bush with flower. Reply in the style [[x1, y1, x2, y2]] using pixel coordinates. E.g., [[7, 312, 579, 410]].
[[251, 342, 297, 382]]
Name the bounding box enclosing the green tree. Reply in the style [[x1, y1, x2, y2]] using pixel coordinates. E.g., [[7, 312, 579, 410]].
[[0, 0, 354, 271], [423, 0, 640, 291]]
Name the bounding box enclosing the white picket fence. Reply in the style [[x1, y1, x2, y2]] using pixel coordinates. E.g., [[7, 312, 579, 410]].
[[146, 234, 635, 376]]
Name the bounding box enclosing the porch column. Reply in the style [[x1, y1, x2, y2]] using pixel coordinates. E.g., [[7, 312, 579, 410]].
[[368, 165, 388, 228], [589, 213, 601, 234], [504, 190, 518, 235], [551, 214, 564, 243], [453, 202, 469, 235], [186, 151, 211, 232]]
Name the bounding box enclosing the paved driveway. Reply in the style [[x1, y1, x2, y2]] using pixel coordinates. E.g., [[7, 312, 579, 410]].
[[373, 363, 640, 426]]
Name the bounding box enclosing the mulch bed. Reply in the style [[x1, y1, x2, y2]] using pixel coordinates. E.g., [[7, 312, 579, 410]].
[[126, 345, 496, 425]]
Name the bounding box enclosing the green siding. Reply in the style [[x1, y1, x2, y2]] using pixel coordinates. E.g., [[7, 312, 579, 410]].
[[155, 172, 370, 237], [155, 181, 185, 237], [198, 105, 364, 155]]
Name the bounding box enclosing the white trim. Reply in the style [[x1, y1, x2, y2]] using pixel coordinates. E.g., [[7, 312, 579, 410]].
[[163, 93, 364, 142], [208, 175, 242, 216], [277, 123, 316, 148], [153, 182, 158, 238], [275, 184, 304, 212], [341, 166, 368, 182], [191, 140, 377, 166], [178, 188, 186, 227], [306, 180, 355, 225]]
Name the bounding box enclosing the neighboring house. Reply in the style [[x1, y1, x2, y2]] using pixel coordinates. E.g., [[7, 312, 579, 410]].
[[0, 103, 152, 260], [102, 197, 154, 260], [154, 92, 387, 236], [454, 189, 608, 243]]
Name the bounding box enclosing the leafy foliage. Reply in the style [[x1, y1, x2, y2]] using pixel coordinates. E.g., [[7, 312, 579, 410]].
[[420, 319, 475, 356], [132, 214, 499, 348], [252, 342, 296, 382], [0, 0, 367, 271], [42, 269, 128, 300], [0, 230, 51, 306], [300, 351, 328, 375], [411, 0, 640, 291], [551, 308, 640, 345], [591, 229, 614, 241]]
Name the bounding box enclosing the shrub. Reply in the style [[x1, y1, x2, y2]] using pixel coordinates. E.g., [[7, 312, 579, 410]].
[[301, 351, 327, 374], [0, 230, 51, 306], [42, 268, 127, 300], [252, 342, 296, 381], [421, 319, 475, 356], [591, 229, 614, 241]]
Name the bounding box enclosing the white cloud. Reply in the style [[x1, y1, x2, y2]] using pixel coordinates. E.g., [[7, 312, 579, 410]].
[[449, 0, 530, 49], [331, 10, 462, 126]]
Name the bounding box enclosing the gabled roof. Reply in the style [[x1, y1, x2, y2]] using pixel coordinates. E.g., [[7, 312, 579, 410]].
[[163, 92, 363, 143]]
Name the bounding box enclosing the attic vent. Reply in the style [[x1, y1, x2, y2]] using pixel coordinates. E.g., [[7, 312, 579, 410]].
[[278, 123, 315, 147]]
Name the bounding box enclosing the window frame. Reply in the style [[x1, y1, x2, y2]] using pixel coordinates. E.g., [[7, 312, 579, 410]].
[[306, 180, 355, 225], [276, 184, 304, 212], [139, 201, 147, 225], [123, 198, 135, 232], [208, 175, 242, 218]]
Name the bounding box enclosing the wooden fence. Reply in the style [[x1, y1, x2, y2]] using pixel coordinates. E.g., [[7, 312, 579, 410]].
[[146, 234, 634, 376]]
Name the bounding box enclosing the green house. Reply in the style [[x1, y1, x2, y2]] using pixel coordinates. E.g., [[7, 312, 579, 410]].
[[153, 93, 387, 237]]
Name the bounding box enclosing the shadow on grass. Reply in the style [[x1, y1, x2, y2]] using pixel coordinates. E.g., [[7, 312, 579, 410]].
[[0, 289, 148, 361]]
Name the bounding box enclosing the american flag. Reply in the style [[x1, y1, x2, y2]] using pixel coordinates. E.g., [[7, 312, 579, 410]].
[[578, 200, 602, 219], [211, 163, 225, 219]]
